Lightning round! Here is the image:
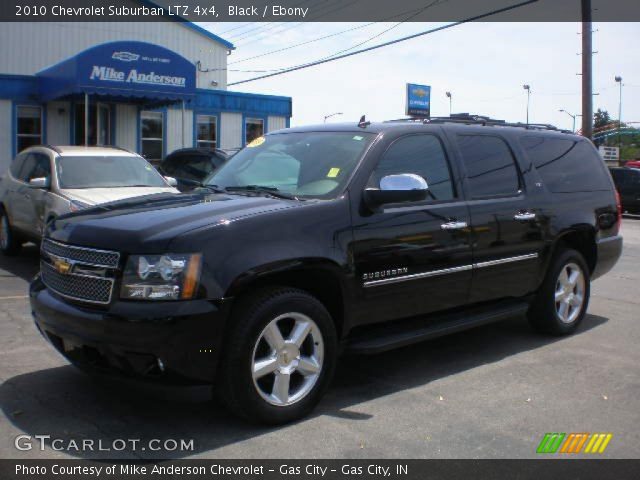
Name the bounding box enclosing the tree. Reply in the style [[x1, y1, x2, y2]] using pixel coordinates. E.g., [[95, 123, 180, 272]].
[[593, 108, 611, 129]]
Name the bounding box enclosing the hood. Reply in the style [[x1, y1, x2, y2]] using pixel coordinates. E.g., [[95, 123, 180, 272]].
[[61, 187, 179, 205], [47, 192, 305, 252]]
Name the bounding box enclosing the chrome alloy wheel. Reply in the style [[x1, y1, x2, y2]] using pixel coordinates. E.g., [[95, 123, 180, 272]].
[[0, 215, 9, 250], [555, 262, 586, 324], [251, 312, 324, 407]]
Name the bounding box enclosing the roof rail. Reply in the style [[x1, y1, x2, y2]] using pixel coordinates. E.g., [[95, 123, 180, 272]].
[[386, 113, 572, 133], [39, 144, 62, 154]]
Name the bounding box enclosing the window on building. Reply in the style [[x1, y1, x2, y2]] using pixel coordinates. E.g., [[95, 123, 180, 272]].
[[245, 118, 264, 145], [369, 134, 455, 202], [141, 111, 163, 161], [196, 115, 217, 149], [16, 106, 42, 153], [456, 135, 521, 198]]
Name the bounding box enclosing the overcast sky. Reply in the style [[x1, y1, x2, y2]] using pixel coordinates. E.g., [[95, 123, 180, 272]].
[[200, 21, 639, 132]]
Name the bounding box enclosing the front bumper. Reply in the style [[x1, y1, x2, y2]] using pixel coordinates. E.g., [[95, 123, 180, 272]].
[[592, 234, 623, 281], [30, 276, 230, 384]]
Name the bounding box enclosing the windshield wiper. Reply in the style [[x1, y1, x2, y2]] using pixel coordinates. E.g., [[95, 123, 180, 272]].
[[224, 185, 299, 200], [197, 184, 228, 194]]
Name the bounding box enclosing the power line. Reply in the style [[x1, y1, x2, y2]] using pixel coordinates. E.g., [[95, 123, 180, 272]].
[[228, 0, 539, 86]]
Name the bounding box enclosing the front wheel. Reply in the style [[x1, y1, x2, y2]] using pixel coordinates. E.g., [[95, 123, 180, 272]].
[[0, 209, 22, 256], [528, 249, 590, 335], [217, 287, 337, 424]]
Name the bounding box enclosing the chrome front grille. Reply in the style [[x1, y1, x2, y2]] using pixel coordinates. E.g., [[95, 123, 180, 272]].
[[41, 262, 114, 304], [42, 238, 120, 268], [41, 239, 119, 305]]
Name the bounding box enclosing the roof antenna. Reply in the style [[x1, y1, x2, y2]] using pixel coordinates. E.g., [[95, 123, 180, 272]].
[[358, 115, 370, 128]]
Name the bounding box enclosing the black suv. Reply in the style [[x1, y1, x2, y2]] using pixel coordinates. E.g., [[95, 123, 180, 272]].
[[30, 117, 623, 424], [609, 166, 640, 214]]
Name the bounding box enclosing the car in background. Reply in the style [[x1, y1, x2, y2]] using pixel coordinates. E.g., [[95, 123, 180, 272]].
[[610, 166, 640, 214], [625, 160, 640, 169], [0, 145, 179, 255], [158, 148, 233, 192]]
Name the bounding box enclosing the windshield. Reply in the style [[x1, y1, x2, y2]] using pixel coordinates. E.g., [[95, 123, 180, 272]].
[[205, 132, 375, 199], [56, 156, 168, 189]]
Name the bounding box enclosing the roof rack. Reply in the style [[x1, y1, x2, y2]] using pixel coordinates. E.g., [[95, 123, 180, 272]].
[[40, 144, 62, 154], [386, 113, 572, 133]]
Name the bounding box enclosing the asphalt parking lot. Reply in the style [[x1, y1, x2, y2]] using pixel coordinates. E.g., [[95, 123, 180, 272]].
[[1, 219, 639, 460]]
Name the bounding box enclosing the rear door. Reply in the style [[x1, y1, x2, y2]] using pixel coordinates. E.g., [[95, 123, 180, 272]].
[[351, 132, 473, 324], [12, 152, 51, 237], [451, 133, 545, 303]]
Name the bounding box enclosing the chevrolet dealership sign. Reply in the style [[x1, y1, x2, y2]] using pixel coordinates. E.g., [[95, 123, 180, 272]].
[[406, 83, 431, 118]]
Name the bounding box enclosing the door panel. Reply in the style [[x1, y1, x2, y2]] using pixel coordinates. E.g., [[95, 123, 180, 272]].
[[453, 133, 545, 303], [350, 133, 473, 325], [13, 152, 51, 238]]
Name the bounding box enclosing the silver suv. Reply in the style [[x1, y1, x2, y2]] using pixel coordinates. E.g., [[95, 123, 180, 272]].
[[0, 145, 179, 255]]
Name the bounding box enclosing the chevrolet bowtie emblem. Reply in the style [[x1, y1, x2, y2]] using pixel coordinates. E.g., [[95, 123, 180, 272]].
[[53, 257, 72, 275]]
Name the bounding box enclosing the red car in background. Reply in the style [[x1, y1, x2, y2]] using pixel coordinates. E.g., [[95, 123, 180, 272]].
[[626, 160, 640, 168]]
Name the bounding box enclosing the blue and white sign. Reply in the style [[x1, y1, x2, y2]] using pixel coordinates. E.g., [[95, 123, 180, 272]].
[[406, 83, 431, 118], [37, 41, 196, 102]]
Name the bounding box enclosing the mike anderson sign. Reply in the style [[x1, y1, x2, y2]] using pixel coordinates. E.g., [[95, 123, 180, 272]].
[[37, 40, 196, 101], [89, 66, 187, 87]]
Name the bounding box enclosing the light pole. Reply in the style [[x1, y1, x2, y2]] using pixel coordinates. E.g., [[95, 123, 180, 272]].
[[559, 109, 581, 132], [323, 112, 343, 123], [523, 85, 531, 125], [445, 91, 452, 116], [615, 76, 623, 152]]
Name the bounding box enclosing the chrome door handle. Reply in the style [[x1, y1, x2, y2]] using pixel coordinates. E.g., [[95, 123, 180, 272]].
[[441, 221, 468, 230], [514, 212, 536, 221]]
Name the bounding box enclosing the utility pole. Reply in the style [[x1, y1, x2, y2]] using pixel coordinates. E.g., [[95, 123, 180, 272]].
[[615, 76, 623, 151], [446, 91, 452, 116], [581, 0, 593, 139]]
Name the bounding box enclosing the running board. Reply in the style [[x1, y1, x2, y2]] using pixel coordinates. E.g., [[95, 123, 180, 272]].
[[346, 301, 529, 355]]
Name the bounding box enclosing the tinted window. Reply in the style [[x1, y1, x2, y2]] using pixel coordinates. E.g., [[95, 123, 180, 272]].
[[521, 136, 610, 192], [457, 135, 520, 198], [9, 153, 27, 178], [21, 153, 51, 182], [370, 134, 454, 201], [164, 155, 214, 181]]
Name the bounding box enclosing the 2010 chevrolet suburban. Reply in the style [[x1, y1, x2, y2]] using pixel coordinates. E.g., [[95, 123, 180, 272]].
[[30, 116, 623, 424]]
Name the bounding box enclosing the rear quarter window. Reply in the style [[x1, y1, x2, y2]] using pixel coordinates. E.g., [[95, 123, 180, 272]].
[[520, 136, 611, 192]]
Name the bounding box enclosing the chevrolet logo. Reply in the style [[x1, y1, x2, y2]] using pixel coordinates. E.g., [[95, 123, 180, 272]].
[[53, 257, 73, 275]]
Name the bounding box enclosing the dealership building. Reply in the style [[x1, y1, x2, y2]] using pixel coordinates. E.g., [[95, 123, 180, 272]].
[[0, 19, 292, 174]]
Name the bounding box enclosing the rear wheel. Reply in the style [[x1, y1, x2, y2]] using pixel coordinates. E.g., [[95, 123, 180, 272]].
[[217, 287, 337, 424], [528, 249, 590, 335], [0, 209, 21, 256]]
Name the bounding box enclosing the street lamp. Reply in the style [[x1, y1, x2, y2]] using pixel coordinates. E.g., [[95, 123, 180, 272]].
[[445, 91, 452, 116], [523, 85, 531, 125], [615, 76, 623, 152], [323, 112, 343, 123], [559, 109, 581, 132]]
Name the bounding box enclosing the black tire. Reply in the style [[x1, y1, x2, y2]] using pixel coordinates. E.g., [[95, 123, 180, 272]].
[[216, 287, 337, 424], [528, 248, 590, 335], [0, 208, 22, 256]]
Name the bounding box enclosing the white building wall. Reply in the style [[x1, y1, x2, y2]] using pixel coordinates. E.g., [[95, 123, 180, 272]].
[[268, 116, 287, 133], [166, 107, 194, 154], [0, 100, 11, 175], [115, 104, 138, 152], [46, 101, 70, 145], [0, 15, 229, 89], [220, 112, 243, 150]]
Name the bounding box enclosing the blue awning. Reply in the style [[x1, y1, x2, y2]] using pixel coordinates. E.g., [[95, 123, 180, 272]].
[[37, 41, 196, 103]]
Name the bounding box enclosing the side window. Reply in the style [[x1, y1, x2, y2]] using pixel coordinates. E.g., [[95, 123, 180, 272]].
[[28, 153, 51, 181], [9, 153, 27, 179], [456, 135, 520, 198], [17, 154, 36, 182], [520, 136, 610, 192], [370, 134, 455, 201]]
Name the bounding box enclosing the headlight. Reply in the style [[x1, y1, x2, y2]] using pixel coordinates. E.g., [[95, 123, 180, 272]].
[[120, 253, 202, 301]]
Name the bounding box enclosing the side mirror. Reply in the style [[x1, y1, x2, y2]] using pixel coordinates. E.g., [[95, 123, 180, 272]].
[[28, 177, 50, 189], [364, 174, 429, 209], [164, 176, 178, 187]]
